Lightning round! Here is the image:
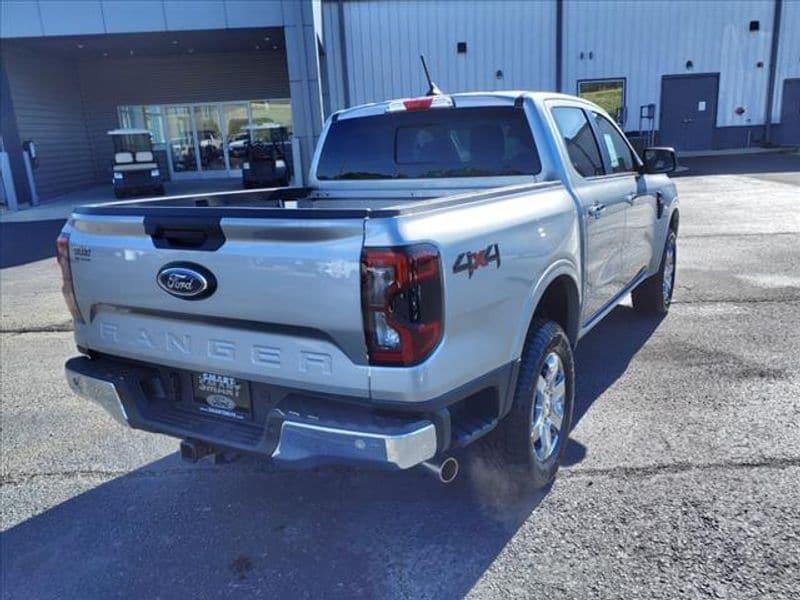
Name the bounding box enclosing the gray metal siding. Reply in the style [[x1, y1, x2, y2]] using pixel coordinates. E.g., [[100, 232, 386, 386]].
[[322, 0, 557, 112], [1, 47, 95, 199], [1, 0, 286, 38], [78, 50, 290, 182], [563, 0, 776, 130], [323, 0, 788, 135]]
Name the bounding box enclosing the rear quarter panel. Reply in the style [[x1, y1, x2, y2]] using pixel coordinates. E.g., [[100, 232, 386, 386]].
[[365, 183, 580, 402]]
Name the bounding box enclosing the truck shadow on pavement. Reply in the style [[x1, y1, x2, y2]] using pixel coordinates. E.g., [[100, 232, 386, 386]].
[[2, 306, 663, 599], [0, 219, 65, 268]]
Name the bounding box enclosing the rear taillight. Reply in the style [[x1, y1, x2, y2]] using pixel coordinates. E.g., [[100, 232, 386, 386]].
[[361, 244, 443, 366], [56, 231, 84, 323]]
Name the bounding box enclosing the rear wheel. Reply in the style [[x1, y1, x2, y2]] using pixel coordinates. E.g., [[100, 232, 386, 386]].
[[478, 318, 575, 490], [632, 229, 677, 315]]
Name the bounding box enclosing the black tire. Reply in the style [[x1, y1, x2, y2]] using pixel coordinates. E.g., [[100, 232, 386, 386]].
[[632, 229, 677, 315], [477, 318, 575, 490]]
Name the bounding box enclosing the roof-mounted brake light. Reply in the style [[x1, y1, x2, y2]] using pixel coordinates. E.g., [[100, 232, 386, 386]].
[[386, 96, 454, 113]]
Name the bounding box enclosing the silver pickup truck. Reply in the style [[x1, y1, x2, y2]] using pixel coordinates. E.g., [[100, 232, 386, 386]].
[[60, 91, 678, 487]]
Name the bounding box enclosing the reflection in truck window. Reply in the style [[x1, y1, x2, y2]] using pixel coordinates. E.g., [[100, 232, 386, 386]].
[[317, 107, 541, 180], [551, 107, 604, 177], [591, 112, 636, 174]]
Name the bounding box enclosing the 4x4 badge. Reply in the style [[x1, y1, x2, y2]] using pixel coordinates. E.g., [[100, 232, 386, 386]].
[[453, 243, 501, 278]]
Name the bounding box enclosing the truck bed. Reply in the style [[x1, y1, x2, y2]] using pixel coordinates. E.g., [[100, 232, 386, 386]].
[[73, 182, 557, 219]]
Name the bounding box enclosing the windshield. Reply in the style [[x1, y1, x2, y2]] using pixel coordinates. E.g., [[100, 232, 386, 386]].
[[316, 106, 541, 180], [111, 134, 151, 153]]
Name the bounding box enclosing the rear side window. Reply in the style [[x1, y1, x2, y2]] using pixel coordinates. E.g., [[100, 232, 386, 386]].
[[316, 107, 541, 180], [551, 107, 604, 178], [591, 112, 637, 174]]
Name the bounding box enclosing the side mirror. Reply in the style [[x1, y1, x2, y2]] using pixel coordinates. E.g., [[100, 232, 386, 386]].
[[642, 147, 677, 174]]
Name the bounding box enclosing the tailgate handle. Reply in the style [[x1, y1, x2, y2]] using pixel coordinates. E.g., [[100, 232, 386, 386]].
[[144, 217, 225, 251]]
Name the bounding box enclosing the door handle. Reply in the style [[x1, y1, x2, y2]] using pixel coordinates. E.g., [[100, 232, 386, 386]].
[[587, 203, 606, 218]]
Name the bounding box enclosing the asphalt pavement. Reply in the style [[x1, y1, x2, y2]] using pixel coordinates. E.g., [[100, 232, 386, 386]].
[[1, 153, 799, 599]]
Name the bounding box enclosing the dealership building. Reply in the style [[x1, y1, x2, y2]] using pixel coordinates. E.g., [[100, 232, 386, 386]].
[[1, 0, 798, 208]]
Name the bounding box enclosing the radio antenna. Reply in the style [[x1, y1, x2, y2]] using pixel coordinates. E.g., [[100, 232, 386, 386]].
[[420, 55, 443, 96]]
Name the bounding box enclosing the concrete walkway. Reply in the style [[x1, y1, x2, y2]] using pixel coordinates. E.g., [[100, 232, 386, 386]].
[[0, 178, 242, 223]]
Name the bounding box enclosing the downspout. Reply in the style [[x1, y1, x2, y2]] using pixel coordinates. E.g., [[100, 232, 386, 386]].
[[764, 0, 783, 145], [556, 0, 564, 93]]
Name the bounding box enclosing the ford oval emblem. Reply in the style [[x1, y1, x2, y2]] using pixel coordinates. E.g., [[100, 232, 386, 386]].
[[156, 262, 217, 300], [206, 394, 237, 411]]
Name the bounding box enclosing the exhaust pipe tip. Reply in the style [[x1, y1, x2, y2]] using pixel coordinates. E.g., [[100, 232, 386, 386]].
[[180, 439, 214, 463], [421, 456, 459, 484]]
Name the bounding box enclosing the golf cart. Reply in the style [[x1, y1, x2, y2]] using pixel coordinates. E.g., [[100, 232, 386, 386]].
[[241, 124, 291, 189], [108, 129, 165, 198]]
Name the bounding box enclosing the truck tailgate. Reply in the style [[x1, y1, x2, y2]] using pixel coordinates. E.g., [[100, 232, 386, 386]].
[[68, 213, 369, 397]]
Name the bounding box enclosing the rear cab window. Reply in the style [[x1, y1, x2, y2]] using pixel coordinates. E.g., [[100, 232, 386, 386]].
[[316, 106, 541, 180]]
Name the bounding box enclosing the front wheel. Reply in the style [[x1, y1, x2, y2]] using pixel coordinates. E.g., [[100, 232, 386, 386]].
[[632, 229, 677, 315], [477, 318, 575, 490]]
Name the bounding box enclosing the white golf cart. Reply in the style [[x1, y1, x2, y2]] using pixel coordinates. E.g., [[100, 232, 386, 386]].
[[108, 129, 165, 198]]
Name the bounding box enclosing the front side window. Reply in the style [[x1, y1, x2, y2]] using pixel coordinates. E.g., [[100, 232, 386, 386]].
[[316, 107, 541, 180], [591, 112, 636, 174], [551, 107, 604, 178]]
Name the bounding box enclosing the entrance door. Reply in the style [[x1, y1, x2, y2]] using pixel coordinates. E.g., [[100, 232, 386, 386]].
[[779, 79, 800, 145], [165, 106, 198, 177], [223, 103, 250, 171], [659, 74, 719, 151], [193, 105, 226, 175]]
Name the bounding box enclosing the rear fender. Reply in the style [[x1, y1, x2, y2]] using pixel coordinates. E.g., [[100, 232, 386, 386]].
[[512, 259, 581, 358]]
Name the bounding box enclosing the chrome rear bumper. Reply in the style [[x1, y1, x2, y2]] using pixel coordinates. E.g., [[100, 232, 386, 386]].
[[272, 419, 437, 469], [64, 362, 437, 470], [66, 366, 129, 426]]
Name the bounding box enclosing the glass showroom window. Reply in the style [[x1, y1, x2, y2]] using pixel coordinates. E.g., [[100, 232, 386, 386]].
[[250, 99, 293, 134], [117, 105, 165, 144], [578, 79, 626, 126]]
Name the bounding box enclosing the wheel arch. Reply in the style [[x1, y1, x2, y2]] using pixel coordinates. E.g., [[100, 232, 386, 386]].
[[669, 207, 680, 233], [513, 261, 581, 359]]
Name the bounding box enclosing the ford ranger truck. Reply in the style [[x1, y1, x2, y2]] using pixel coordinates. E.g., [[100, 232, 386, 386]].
[[60, 92, 678, 486]]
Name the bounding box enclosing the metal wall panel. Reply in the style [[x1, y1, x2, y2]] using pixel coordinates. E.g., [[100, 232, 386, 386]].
[[0, 0, 286, 38], [101, 1, 170, 34], [1, 1, 45, 38], [1, 47, 96, 199], [323, 0, 557, 112], [324, 0, 785, 133], [772, 0, 800, 124], [39, 1, 106, 36], [563, 0, 776, 129], [162, 1, 227, 31]]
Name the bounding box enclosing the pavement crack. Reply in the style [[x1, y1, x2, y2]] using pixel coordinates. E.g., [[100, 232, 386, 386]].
[[0, 466, 223, 486], [1, 324, 73, 334], [561, 456, 800, 481], [4, 457, 800, 487], [681, 231, 800, 239], [672, 297, 800, 305]]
